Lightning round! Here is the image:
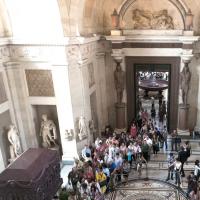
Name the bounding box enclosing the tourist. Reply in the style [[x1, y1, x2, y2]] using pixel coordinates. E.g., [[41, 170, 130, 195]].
[[122, 160, 131, 184], [136, 154, 147, 176], [194, 160, 200, 181], [130, 122, 137, 138], [171, 129, 177, 151], [96, 167, 107, 194], [174, 158, 182, 187], [166, 152, 175, 181], [82, 144, 91, 160], [68, 167, 80, 194], [152, 133, 159, 155], [141, 139, 150, 162], [178, 146, 188, 177], [186, 172, 195, 198], [161, 125, 168, 149]]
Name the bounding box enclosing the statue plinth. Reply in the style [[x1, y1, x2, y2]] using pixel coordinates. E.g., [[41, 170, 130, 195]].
[[111, 30, 122, 36], [178, 104, 190, 130], [115, 102, 126, 129]]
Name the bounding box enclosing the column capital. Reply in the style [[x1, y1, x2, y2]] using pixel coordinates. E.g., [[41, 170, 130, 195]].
[[77, 58, 88, 66], [3, 61, 21, 70], [181, 55, 193, 64]]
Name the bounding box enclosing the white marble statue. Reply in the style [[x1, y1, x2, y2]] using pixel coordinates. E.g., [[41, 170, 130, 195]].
[[78, 116, 88, 140], [40, 114, 57, 148], [7, 125, 22, 162]]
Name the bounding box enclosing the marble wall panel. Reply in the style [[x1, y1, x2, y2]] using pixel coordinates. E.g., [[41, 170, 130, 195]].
[[25, 69, 55, 97]]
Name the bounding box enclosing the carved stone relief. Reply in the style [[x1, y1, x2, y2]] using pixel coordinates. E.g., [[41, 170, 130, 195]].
[[0, 73, 7, 103], [25, 70, 55, 97], [132, 9, 174, 29], [88, 62, 95, 88], [119, 0, 184, 30]]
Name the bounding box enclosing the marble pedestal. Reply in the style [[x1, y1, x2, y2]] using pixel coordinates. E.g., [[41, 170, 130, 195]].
[[178, 104, 189, 130], [115, 103, 125, 129]]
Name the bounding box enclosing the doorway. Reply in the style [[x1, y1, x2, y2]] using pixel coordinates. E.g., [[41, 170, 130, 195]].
[[126, 57, 180, 133], [135, 64, 170, 129]]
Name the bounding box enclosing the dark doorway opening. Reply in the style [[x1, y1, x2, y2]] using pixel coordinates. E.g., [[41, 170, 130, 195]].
[[126, 57, 180, 133], [135, 64, 170, 130]]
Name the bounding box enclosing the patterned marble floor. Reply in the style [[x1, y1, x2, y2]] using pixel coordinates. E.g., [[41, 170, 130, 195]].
[[106, 179, 188, 200]]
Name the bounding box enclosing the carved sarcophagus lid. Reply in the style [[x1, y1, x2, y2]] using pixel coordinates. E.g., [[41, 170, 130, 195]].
[[0, 148, 62, 200]]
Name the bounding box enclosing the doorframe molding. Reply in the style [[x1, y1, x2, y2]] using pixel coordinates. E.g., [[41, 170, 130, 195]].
[[126, 56, 180, 132]]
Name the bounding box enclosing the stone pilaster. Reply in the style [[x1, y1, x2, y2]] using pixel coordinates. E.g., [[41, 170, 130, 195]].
[[95, 52, 108, 133], [4, 62, 38, 150], [112, 56, 126, 131], [52, 64, 79, 164]]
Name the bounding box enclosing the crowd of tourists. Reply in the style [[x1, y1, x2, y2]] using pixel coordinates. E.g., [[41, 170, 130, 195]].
[[66, 113, 200, 200], [67, 113, 168, 199]]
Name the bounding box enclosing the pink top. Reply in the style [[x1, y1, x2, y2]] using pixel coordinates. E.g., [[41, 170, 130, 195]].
[[130, 125, 137, 138]]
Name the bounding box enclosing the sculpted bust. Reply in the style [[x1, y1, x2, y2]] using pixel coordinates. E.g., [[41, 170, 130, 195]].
[[7, 125, 22, 162]]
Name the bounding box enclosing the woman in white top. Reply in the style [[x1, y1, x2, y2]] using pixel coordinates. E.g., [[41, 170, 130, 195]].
[[194, 160, 200, 181], [174, 158, 182, 187]]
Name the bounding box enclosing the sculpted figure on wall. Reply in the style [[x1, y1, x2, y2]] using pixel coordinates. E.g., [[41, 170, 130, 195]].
[[7, 125, 22, 162], [78, 116, 88, 140], [65, 129, 74, 141], [180, 62, 191, 105], [132, 9, 174, 29], [114, 61, 125, 104], [40, 114, 57, 148]]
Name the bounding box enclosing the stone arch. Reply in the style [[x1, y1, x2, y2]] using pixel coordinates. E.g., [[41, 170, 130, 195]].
[[117, 0, 190, 29]]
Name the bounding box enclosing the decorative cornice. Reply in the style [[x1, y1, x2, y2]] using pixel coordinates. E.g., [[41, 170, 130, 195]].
[[106, 34, 199, 44]]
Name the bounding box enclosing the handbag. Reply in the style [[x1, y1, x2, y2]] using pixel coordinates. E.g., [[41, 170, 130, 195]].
[[99, 179, 107, 187]]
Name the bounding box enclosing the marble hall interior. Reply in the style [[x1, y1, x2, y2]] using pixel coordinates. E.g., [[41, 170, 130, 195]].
[[1, 0, 200, 199]]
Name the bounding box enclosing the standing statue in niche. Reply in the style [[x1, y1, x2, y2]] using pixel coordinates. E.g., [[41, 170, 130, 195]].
[[180, 62, 191, 105], [78, 116, 88, 140], [7, 125, 22, 162], [89, 119, 97, 142], [114, 61, 125, 104], [40, 114, 57, 148]]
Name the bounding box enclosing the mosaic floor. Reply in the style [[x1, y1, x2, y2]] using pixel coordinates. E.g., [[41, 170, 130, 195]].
[[106, 179, 188, 200]]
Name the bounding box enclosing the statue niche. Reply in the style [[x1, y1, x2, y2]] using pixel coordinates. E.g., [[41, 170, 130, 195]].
[[132, 9, 174, 30]]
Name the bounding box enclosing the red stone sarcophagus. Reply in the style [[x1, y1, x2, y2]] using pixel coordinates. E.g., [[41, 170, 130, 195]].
[[0, 148, 62, 200]]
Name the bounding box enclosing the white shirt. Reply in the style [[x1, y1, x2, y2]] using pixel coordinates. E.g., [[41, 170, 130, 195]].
[[194, 165, 200, 176], [146, 138, 152, 146]]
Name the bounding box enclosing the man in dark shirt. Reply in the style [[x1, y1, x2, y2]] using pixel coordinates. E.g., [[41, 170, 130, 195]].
[[178, 147, 188, 177]]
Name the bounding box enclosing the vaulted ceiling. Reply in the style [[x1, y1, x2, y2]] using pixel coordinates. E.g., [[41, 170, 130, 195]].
[[0, 0, 200, 38]]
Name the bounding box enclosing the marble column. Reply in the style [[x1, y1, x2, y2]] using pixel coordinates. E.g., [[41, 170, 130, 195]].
[[52, 64, 78, 164]]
